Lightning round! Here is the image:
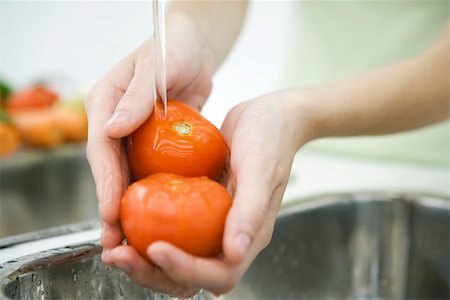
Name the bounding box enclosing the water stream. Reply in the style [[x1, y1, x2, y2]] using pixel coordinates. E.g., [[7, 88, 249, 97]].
[[153, 0, 168, 118]]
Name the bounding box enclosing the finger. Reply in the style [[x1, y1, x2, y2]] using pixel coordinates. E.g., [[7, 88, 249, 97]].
[[106, 245, 198, 298], [105, 54, 155, 139], [101, 222, 124, 250], [221, 146, 285, 264], [224, 183, 271, 265], [86, 134, 123, 224], [86, 55, 134, 234], [147, 242, 242, 295]]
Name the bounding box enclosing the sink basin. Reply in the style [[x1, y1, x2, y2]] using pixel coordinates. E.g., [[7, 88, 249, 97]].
[[0, 145, 98, 237], [0, 193, 448, 299], [0, 243, 213, 300]]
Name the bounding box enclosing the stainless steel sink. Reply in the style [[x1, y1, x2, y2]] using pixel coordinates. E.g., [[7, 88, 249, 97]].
[[0, 193, 449, 299], [0, 243, 212, 300], [0, 145, 98, 237]]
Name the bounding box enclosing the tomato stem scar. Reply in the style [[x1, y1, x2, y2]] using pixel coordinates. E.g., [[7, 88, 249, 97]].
[[173, 122, 192, 135], [169, 179, 183, 186]]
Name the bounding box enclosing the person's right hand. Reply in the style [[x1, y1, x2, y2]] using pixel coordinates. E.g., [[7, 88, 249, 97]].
[[85, 13, 213, 297]]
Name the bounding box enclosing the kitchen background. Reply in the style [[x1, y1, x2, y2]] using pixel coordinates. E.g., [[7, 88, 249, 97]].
[[0, 1, 449, 239]]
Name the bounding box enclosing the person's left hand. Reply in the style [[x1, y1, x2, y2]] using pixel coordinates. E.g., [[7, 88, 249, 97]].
[[119, 89, 310, 295]]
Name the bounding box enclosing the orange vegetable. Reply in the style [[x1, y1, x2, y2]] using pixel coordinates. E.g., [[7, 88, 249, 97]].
[[11, 109, 63, 148], [55, 106, 88, 142], [0, 123, 19, 157], [128, 100, 229, 180], [6, 85, 58, 112], [120, 173, 232, 259]]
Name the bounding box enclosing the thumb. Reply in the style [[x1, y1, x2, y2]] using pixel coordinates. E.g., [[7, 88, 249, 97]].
[[105, 56, 155, 138], [222, 167, 273, 264]]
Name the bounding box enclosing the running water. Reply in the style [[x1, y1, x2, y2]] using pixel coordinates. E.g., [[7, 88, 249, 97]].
[[152, 3, 207, 299], [153, 0, 168, 118]]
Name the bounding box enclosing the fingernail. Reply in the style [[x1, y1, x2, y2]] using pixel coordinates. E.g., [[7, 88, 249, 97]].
[[235, 233, 251, 257], [105, 110, 129, 128], [115, 262, 131, 274], [150, 251, 170, 270]]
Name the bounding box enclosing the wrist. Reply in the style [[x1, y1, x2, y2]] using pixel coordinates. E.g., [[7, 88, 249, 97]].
[[166, 11, 215, 73], [284, 87, 328, 150]]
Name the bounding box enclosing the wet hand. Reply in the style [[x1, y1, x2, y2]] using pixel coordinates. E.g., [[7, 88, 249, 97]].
[[85, 14, 213, 297], [142, 90, 308, 295]]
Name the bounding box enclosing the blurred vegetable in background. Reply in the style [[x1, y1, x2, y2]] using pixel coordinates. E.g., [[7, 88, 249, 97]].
[[6, 85, 58, 112], [55, 98, 88, 142], [0, 80, 13, 107], [0, 80, 88, 157], [0, 109, 20, 157]]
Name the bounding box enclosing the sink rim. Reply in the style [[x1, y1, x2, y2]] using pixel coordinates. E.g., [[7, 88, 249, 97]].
[[0, 219, 99, 250], [281, 190, 450, 215]]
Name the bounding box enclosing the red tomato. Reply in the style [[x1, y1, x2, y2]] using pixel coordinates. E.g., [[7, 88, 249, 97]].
[[120, 173, 232, 258], [6, 86, 59, 112], [128, 100, 229, 180]]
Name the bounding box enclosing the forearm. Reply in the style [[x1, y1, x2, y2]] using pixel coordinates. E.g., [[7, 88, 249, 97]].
[[167, 1, 248, 72], [295, 21, 449, 143]]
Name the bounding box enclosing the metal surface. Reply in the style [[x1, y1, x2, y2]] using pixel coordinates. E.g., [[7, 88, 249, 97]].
[[0, 145, 98, 237], [230, 193, 449, 299], [0, 220, 99, 250], [0, 243, 210, 300], [0, 193, 449, 299]]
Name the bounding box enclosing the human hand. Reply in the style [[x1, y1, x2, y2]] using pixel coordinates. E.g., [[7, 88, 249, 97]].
[[141, 89, 310, 296], [85, 13, 214, 297]]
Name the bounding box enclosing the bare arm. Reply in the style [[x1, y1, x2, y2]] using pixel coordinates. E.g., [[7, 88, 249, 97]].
[[297, 21, 450, 143], [137, 19, 450, 298], [167, 1, 248, 72]]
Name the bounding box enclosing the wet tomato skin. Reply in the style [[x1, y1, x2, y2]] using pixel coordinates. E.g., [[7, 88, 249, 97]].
[[120, 173, 232, 259], [128, 100, 229, 180]]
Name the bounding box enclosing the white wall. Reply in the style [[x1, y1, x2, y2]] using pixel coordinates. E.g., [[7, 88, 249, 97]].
[[0, 1, 292, 126]]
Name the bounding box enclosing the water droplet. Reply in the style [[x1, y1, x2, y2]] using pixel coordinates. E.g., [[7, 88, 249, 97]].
[[49, 281, 53, 287], [289, 258, 300, 269], [39, 290, 44, 295], [31, 274, 36, 282], [73, 274, 78, 282], [37, 280, 41, 286], [117, 281, 124, 297], [121, 239, 128, 246]]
